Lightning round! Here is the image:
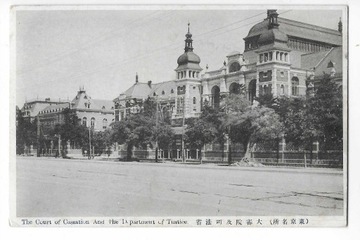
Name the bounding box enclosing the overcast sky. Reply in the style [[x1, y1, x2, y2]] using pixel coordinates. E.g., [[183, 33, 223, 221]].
[[15, 7, 343, 107]]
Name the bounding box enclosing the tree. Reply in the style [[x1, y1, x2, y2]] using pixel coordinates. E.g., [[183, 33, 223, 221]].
[[110, 113, 154, 160], [185, 105, 227, 162], [16, 107, 37, 154], [51, 108, 88, 155], [224, 94, 284, 162], [92, 129, 113, 156], [308, 74, 343, 150]]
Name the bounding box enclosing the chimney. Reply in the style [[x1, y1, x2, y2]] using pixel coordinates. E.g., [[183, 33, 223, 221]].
[[148, 80, 152, 87], [135, 72, 139, 83], [267, 9, 279, 29]]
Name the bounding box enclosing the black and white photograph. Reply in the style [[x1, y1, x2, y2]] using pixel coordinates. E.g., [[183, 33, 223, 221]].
[[9, 4, 348, 228]]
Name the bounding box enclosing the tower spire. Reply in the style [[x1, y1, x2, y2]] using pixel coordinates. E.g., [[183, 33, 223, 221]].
[[184, 22, 193, 52], [338, 17, 343, 33]]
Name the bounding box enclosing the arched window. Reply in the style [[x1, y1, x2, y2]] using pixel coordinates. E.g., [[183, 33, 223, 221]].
[[291, 77, 299, 96], [82, 117, 87, 127], [90, 117, 95, 128], [193, 97, 196, 104], [103, 118, 108, 129], [229, 62, 241, 73], [229, 82, 241, 94], [211, 86, 220, 109], [280, 85, 285, 95], [248, 79, 256, 102]]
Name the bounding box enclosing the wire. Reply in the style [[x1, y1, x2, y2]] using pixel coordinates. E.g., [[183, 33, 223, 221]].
[[18, 10, 292, 91]]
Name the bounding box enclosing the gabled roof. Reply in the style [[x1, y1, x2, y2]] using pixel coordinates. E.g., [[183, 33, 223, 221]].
[[149, 81, 177, 100], [39, 103, 69, 114], [71, 90, 113, 112], [92, 99, 114, 111], [121, 82, 153, 99], [301, 47, 343, 76], [301, 50, 332, 70]]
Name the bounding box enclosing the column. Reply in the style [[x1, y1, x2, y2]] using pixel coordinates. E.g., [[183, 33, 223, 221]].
[[288, 71, 291, 96], [272, 68, 277, 96]]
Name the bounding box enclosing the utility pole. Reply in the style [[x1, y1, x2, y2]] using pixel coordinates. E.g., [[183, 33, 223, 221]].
[[181, 96, 186, 163], [58, 134, 61, 158], [36, 115, 40, 157], [155, 97, 159, 162], [88, 127, 92, 159]]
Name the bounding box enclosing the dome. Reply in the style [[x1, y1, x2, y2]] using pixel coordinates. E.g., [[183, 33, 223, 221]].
[[258, 28, 288, 46], [177, 51, 201, 65], [245, 20, 268, 39]]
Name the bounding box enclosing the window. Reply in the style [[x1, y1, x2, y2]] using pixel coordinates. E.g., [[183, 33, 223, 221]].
[[84, 103, 87, 108], [193, 97, 196, 104], [103, 118, 108, 129], [280, 85, 285, 95], [177, 97, 184, 114], [291, 77, 299, 96], [229, 62, 241, 73], [91, 117, 95, 128], [162, 90, 165, 95], [171, 89, 174, 94], [82, 117, 87, 127]]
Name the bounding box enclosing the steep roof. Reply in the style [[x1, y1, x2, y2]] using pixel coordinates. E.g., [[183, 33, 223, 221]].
[[39, 103, 69, 114], [301, 50, 331, 70], [245, 17, 342, 46], [120, 82, 153, 100], [301, 47, 343, 75], [71, 90, 113, 112], [149, 81, 177, 100], [92, 99, 114, 110]]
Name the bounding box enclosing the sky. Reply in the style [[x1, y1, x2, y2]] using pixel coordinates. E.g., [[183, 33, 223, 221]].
[[15, 6, 343, 107]]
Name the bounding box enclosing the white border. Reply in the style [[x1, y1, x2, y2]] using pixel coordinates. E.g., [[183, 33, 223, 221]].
[[1, 0, 359, 240]]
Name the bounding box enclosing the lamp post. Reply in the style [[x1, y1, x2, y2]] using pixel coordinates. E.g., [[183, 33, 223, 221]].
[[88, 126, 92, 159]]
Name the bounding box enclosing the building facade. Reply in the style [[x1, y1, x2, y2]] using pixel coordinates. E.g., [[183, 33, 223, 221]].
[[114, 9, 343, 123]]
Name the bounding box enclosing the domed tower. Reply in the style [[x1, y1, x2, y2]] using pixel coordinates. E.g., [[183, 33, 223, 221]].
[[173, 23, 203, 121], [243, 10, 291, 98], [175, 23, 203, 80]]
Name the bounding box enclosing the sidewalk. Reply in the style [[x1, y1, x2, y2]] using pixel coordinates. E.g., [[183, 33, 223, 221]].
[[17, 155, 343, 175]]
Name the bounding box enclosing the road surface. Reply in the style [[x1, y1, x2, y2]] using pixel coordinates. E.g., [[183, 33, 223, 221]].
[[16, 157, 344, 217]]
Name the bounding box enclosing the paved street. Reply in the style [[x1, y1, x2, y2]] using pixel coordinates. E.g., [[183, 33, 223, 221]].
[[16, 157, 344, 217]]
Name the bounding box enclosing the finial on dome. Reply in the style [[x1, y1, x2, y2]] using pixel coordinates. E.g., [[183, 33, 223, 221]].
[[184, 22, 194, 52], [206, 64, 209, 70], [135, 72, 138, 83], [338, 17, 342, 33]]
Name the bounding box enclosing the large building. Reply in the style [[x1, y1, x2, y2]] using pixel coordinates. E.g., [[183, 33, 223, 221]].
[[114, 9, 343, 123]]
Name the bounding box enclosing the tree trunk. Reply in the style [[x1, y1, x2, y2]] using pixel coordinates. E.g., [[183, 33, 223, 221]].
[[242, 141, 255, 162], [127, 144, 133, 161]]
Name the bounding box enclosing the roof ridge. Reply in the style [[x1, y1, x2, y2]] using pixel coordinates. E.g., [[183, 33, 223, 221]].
[[314, 47, 334, 69], [278, 17, 340, 36]]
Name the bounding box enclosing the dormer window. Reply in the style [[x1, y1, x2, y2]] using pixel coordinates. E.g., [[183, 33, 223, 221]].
[[162, 91, 165, 95], [102, 106, 105, 109], [84, 103, 87, 108], [84, 95, 87, 99]]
